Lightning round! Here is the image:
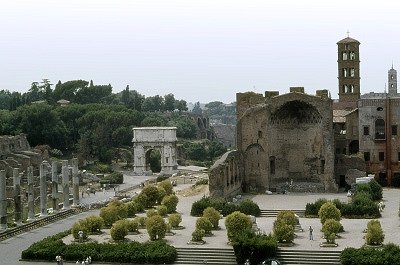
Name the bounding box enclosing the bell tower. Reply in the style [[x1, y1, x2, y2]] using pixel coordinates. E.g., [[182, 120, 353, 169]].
[[388, 64, 397, 95], [337, 34, 360, 104]]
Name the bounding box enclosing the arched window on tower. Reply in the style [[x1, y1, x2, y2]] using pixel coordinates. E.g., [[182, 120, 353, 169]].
[[375, 119, 386, 140], [342, 52, 348, 60], [350, 68, 355, 77], [342, 68, 348, 77], [343, 85, 348, 93], [349, 85, 354, 93], [350, 52, 355, 60]]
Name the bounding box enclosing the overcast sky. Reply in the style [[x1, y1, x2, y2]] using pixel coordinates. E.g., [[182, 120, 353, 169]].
[[1, 0, 400, 103]]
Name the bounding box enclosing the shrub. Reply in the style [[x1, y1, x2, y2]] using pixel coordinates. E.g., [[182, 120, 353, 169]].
[[141, 185, 160, 207], [365, 219, 384, 245], [368, 180, 383, 201], [305, 198, 328, 216], [103, 172, 124, 184], [146, 215, 167, 240], [190, 197, 226, 216], [110, 220, 128, 241], [318, 202, 341, 224], [276, 210, 297, 228], [71, 222, 89, 240], [221, 202, 239, 216], [168, 213, 182, 228], [322, 219, 342, 243], [133, 193, 148, 210], [157, 205, 168, 217], [203, 207, 221, 229], [238, 199, 261, 217], [225, 211, 252, 242], [80, 215, 104, 233], [157, 186, 167, 205], [196, 217, 213, 235], [161, 194, 179, 213], [99, 207, 119, 227], [194, 178, 208, 186], [392, 174, 400, 188], [135, 216, 147, 228], [125, 219, 139, 233], [126, 202, 138, 217], [341, 245, 400, 265], [232, 233, 278, 265], [273, 221, 295, 243], [146, 209, 159, 218], [158, 180, 173, 195], [191, 228, 205, 242]]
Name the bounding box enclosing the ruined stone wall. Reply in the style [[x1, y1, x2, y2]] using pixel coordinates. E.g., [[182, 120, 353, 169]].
[[212, 124, 236, 148], [209, 150, 243, 198], [237, 89, 337, 193]]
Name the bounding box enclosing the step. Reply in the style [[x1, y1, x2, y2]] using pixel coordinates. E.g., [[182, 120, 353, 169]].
[[175, 247, 237, 265], [259, 209, 305, 217], [276, 249, 340, 265]]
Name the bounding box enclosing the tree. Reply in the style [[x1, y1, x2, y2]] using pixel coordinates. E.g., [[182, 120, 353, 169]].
[[158, 180, 173, 195], [203, 207, 220, 229], [196, 217, 213, 235], [365, 219, 384, 245], [175, 99, 188, 112], [142, 95, 164, 112], [146, 215, 167, 240], [168, 213, 182, 228], [276, 210, 297, 228], [318, 202, 341, 225], [141, 185, 160, 208], [110, 220, 128, 241], [161, 194, 179, 213], [225, 211, 252, 241], [164, 93, 176, 111], [273, 221, 295, 243], [208, 140, 227, 160], [321, 219, 342, 244], [192, 101, 202, 114]]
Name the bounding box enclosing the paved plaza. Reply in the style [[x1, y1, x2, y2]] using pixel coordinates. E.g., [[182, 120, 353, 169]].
[[1, 173, 400, 264]]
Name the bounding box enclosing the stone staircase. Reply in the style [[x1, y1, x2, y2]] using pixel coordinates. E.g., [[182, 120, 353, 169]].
[[175, 247, 237, 265], [260, 209, 306, 218], [276, 249, 341, 265]]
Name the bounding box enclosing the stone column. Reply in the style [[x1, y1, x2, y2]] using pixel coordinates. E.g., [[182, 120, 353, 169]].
[[51, 161, 58, 211], [27, 166, 35, 221], [13, 168, 22, 225], [0, 170, 7, 230], [62, 160, 70, 210], [39, 162, 48, 217], [71, 158, 80, 207]]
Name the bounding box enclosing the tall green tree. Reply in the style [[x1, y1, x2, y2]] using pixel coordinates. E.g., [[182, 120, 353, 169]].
[[164, 93, 175, 111]]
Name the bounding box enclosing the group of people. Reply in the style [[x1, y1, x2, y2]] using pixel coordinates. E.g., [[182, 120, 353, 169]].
[[55, 255, 63, 265], [76, 256, 92, 264]]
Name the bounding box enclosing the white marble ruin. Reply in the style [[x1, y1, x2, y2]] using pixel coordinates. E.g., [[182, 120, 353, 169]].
[[132, 127, 178, 174]]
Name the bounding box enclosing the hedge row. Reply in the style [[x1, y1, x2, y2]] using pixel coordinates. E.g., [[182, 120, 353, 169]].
[[21, 231, 177, 264], [341, 244, 400, 265], [190, 197, 261, 217]]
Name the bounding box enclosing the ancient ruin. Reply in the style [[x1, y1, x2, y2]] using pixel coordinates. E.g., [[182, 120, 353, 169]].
[[132, 127, 178, 174]]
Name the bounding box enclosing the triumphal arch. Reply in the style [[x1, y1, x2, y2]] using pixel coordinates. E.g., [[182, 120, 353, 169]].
[[132, 127, 178, 174]]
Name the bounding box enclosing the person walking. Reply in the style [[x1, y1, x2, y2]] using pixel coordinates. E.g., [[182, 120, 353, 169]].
[[309, 226, 313, 240]]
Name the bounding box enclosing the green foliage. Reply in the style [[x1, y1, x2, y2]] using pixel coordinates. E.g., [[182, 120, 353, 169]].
[[146, 209, 159, 218], [238, 199, 261, 217], [168, 213, 182, 228], [157, 205, 168, 217], [161, 194, 179, 213], [225, 211, 253, 242], [156, 186, 167, 205], [368, 180, 383, 201], [318, 202, 341, 224], [110, 220, 128, 241], [321, 219, 342, 243], [305, 198, 328, 216], [103, 172, 124, 184], [273, 221, 295, 243], [135, 216, 147, 228], [232, 232, 278, 265], [146, 215, 167, 241], [79, 215, 104, 233], [158, 180, 174, 195], [207, 140, 227, 160], [148, 149, 161, 172], [99, 201, 128, 227], [22, 230, 177, 264], [124, 219, 139, 233], [365, 220, 384, 245], [276, 210, 297, 228], [340, 244, 400, 265], [141, 184, 160, 207], [196, 217, 213, 235], [202, 207, 220, 229], [193, 178, 208, 186], [133, 193, 149, 211], [191, 229, 205, 242], [126, 202, 138, 217], [85, 162, 113, 174], [71, 222, 89, 240]]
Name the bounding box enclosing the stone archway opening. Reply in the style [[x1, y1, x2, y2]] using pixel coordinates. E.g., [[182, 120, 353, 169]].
[[145, 149, 161, 173]]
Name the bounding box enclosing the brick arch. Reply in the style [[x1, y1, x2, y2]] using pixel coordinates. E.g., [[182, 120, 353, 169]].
[[270, 100, 322, 125]]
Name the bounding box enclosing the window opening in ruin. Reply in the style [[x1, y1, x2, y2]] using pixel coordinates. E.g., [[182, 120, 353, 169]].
[[350, 68, 355, 77], [363, 126, 369, 135], [375, 119, 386, 139], [377, 107, 383, 111], [398, 152, 400, 161], [320, 160, 325, 174], [350, 51, 355, 60], [379, 152, 385, 161], [349, 140, 359, 154], [343, 68, 348, 77], [258, 163, 260, 168], [269, 100, 322, 125], [364, 152, 370, 161], [342, 52, 348, 60], [345, 44, 349, 50], [258, 130, 262, 138], [343, 85, 348, 93], [269, 156, 275, 174], [349, 85, 354, 93], [392, 125, 398, 136], [166, 157, 169, 163]]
